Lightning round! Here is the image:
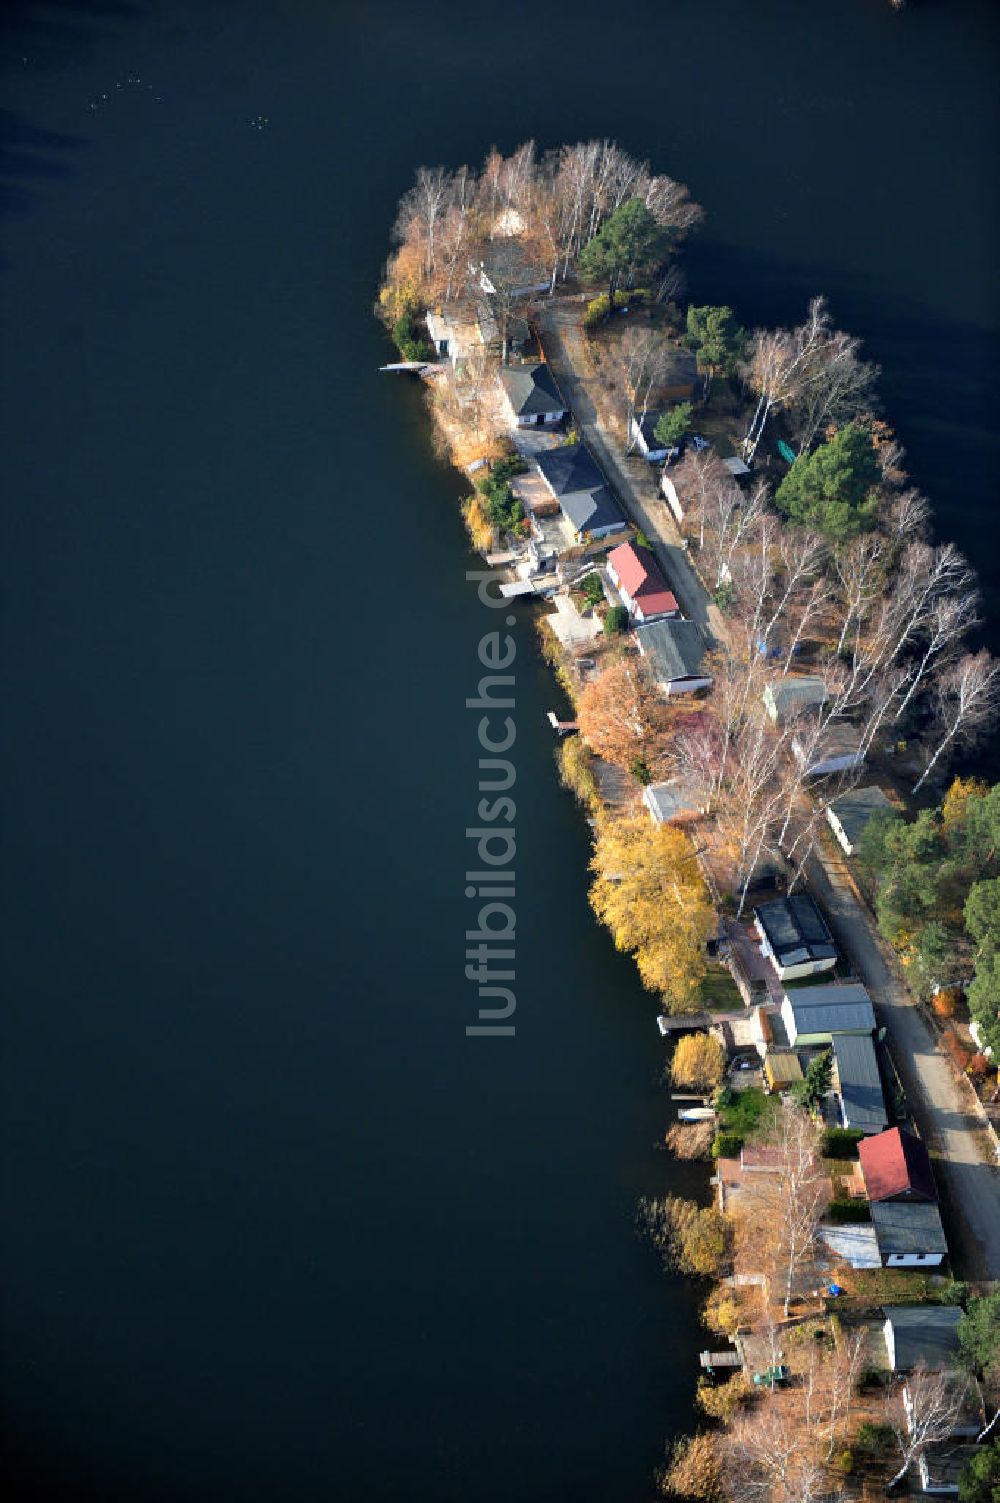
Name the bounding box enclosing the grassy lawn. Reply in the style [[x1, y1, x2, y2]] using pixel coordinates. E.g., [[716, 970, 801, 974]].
[[699, 964, 743, 1011], [832, 1268, 960, 1309], [718, 1086, 780, 1141]]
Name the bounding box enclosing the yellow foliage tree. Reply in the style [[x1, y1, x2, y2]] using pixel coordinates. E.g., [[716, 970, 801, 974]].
[[661, 1433, 723, 1502], [590, 814, 715, 1010], [941, 775, 988, 835], [671, 1032, 726, 1092]]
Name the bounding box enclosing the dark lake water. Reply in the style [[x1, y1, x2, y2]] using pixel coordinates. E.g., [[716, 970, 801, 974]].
[[0, 2, 996, 1499]]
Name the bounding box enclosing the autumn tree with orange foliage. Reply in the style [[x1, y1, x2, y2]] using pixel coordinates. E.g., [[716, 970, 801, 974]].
[[576, 656, 671, 772]]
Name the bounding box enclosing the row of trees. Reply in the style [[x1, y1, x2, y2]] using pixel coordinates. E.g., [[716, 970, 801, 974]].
[[858, 777, 1000, 1048]]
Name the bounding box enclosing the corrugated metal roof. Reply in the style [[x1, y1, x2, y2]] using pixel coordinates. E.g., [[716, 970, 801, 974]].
[[634, 618, 707, 684], [871, 1202, 948, 1257], [831, 1033, 887, 1131]]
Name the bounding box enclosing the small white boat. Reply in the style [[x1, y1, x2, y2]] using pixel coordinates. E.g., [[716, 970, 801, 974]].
[[677, 1107, 717, 1122]]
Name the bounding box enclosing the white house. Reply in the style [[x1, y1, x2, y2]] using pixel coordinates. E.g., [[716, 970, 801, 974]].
[[780, 984, 876, 1046], [628, 410, 671, 462], [633, 618, 712, 696], [425, 304, 484, 366], [792, 720, 865, 778], [870, 1202, 948, 1267], [883, 1306, 963, 1373], [499, 363, 567, 428], [762, 675, 828, 725], [643, 779, 703, 825], [606, 540, 678, 622], [826, 786, 895, 855], [752, 895, 837, 981]]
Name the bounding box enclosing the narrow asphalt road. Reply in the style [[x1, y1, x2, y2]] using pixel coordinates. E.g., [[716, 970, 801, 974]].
[[534, 296, 1000, 1275], [535, 302, 728, 648], [806, 841, 1000, 1277]]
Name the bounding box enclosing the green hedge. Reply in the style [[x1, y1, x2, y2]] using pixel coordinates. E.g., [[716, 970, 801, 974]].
[[583, 288, 649, 330], [712, 1132, 745, 1160], [825, 1198, 871, 1223], [821, 1128, 865, 1160]]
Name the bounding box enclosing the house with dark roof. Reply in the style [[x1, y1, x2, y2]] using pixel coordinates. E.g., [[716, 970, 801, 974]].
[[499, 363, 567, 428], [883, 1306, 963, 1372], [606, 541, 678, 622], [917, 1444, 982, 1495], [826, 786, 895, 856], [633, 618, 712, 696], [781, 984, 876, 1046], [831, 1033, 888, 1134], [628, 410, 673, 462], [534, 443, 627, 543], [871, 1202, 949, 1267], [859, 1127, 938, 1204], [763, 675, 828, 725], [791, 718, 865, 778], [752, 895, 837, 981]]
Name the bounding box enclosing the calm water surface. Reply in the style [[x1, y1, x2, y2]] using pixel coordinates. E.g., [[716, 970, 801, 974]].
[[0, 2, 996, 1499]]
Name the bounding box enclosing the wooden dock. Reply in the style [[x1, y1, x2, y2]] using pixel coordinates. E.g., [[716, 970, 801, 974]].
[[546, 712, 579, 736], [700, 1349, 742, 1371]]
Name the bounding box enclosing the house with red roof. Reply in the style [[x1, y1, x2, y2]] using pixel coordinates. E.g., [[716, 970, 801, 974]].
[[859, 1127, 948, 1267], [859, 1127, 938, 1203], [606, 541, 678, 623]]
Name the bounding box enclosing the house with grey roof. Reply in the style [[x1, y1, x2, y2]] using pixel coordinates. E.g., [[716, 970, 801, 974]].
[[763, 675, 828, 725], [534, 443, 627, 543], [633, 618, 712, 696], [831, 1032, 888, 1134], [753, 895, 837, 981], [826, 786, 895, 856], [917, 1444, 982, 1495], [883, 1306, 963, 1372], [780, 984, 876, 1046], [791, 718, 865, 778], [628, 410, 672, 462], [499, 363, 567, 428], [643, 779, 703, 826], [871, 1202, 949, 1268]]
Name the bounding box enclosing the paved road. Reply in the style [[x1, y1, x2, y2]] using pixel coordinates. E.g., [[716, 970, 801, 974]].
[[534, 296, 1000, 1274], [805, 840, 1000, 1278], [535, 302, 728, 648]]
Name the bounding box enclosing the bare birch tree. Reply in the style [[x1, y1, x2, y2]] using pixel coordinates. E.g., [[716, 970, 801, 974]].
[[913, 649, 1000, 793], [885, 1365, 971, 1492]]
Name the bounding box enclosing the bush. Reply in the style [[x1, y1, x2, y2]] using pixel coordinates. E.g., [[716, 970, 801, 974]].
[[967, 1053, 992, 1080], [825, 1198, 871, 1223], [821, 1128, 865, 1159], [712, 1131, 744, 1160], [604, 605, 630, 636], [932, 987, 961, 1020], [634, 531, 651, 549], [580, 572, 605, 607], [855, 1422, 894, 1453], [391, 312, 434, 363], [630, 757, 652, 785], [475, 465, 525, 535], [583, 288, 649, 330]]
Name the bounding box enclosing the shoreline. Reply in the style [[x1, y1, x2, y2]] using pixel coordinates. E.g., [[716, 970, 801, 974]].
[[378, 143, 1000, 1499]]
